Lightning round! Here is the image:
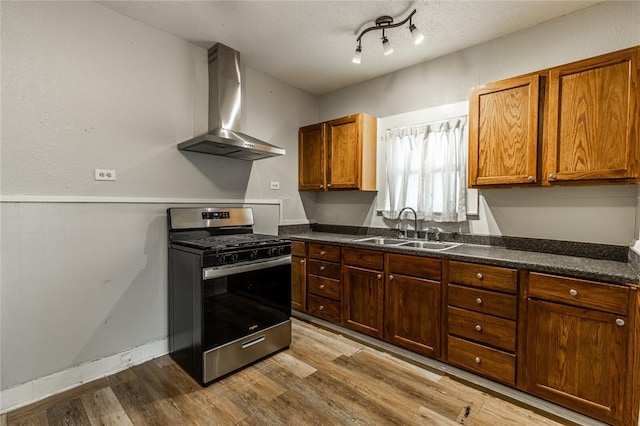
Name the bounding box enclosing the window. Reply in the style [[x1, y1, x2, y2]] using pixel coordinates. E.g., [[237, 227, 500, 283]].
[[383, 117, 468, 222]]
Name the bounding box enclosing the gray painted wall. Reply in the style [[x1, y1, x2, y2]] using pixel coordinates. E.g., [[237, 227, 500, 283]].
[[314, 0, 640, 246], [0, 1, 315, 391]]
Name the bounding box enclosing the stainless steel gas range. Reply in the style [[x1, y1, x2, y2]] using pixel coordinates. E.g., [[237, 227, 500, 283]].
[[167, 207, 292, 385]]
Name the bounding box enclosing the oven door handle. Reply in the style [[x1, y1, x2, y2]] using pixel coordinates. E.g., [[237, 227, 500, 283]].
[[203, 255, 291, 280]]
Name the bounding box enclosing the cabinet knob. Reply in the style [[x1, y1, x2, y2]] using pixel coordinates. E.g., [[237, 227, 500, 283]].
[[476, 298, 483, 305], [377, 274, 382, 280], [474, 357, 481, 364], [319, 265, 325, 271], [319, 284, 325, 290], [299, 259, 305, 264], [569, 289, 578, 296], [319, 305, 324, 310], [327, 183, 332, 188], [548, 173, 557, 181], [320, 251, 326, 256], [616, 318, 625, 326], [476, 273, 483, 280], [389, 275, 395, 281], [527, 176, 535, 183], [320, 184, 324, 189], [475, 324, 482, 332]]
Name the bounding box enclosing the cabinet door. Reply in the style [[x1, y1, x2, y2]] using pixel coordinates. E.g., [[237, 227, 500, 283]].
[[469, 74, 540, 186], [291, 255, 306, 312], [525, 299, 627, 424], [544, 49, 639, 184], [327, 115, 361, 189], [298, 123, 326, 190], [384, 274, 440, 357], [342, 265, 384, 337]]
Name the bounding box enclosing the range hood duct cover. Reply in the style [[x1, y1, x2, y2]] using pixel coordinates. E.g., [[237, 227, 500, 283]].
[[178, 43, 285, 160]]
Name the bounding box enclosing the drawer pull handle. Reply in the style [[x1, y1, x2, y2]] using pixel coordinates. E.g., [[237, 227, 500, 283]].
[[319, 305, 324, 310], [320, 251, 326, 256], [376, 274, 382, 280], [476, 273, 483, 280], [476, 298, 483, 305], [569, 289, 578, 296], [616, 318, 625, 326], [389, 275, 394, 281], [474, 357, 481, 364], [475, 325, 482, 332], [319, 284, 325, 290], [299, 259, 305, 264], [319, 265, 325, 271]]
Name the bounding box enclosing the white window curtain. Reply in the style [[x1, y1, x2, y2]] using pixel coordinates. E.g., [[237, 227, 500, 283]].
[[383, 116, 468, 222]]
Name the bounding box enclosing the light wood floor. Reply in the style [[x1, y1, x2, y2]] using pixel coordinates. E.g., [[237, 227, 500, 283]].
[[3, 319, 572, 426]]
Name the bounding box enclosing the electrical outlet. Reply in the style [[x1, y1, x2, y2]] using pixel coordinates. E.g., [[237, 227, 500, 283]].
[[270, 181, 280, 190], [95, 169, 116, 181]]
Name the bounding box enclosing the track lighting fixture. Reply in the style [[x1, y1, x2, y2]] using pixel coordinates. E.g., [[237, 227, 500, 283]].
[[352, 9, 424, 64]]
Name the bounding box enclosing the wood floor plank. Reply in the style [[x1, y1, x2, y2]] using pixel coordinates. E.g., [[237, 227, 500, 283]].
[[5, 411, 48, 426], [80, 387, 133, 426], [266, 351, 317, 378], [45, 398, 91, 426]]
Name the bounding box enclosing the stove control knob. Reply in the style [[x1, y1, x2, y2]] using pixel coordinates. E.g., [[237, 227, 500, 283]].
[[231, 254, 238, 263], [250, 250, 258, 260], [216, 255, 225, 265], [277, 246, 284, 255]]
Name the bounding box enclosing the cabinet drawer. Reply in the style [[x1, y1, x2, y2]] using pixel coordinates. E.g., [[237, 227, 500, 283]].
[[448, 284, 517, 320], [387, 253, 441, 281], [307, 295, 341, 323], [342, 248, 384, 270], [308, 243, 341, 262], [448, 306, 516, 352], [528, 273, 629, 315], [308, 275, 341, 300], [291, 241, 306, 257], [308, 260, 341, 279], [447, 336, 515, 386], [449, 261, 517, 293]]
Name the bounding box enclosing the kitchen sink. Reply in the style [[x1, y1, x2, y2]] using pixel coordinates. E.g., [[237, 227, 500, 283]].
[[354, 237, 461, 251], [398, 241, 460, 251], [353, 237, 407, 245]]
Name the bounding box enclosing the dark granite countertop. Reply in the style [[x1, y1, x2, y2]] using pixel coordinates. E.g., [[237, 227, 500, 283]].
[[288, 232, 639, 286]]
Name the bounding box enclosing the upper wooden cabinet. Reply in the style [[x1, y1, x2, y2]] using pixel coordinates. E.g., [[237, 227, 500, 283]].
[[469, 46, 640, 188], [469, 74, 541, 186], [544, 49, 639, 184], [298, 113, 377, 191]]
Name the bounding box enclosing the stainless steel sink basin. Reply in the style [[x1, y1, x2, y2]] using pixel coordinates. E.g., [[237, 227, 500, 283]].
[[354, 237, 460, 251], [398, 241, 460, 251], [353, 237, 407, 245]]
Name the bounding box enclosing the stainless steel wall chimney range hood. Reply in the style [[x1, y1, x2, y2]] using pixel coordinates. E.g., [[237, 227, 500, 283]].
[[178, 43, 286, 161]]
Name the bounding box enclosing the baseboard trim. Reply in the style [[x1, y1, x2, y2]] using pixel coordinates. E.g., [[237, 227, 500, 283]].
[[0, 338, 168, 414]]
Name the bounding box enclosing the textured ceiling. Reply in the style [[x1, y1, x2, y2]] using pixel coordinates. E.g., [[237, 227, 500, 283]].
[[99, 1, 602, 95]]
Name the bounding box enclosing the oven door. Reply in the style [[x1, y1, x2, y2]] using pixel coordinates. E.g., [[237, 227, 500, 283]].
[[201, 255, 291, 351]]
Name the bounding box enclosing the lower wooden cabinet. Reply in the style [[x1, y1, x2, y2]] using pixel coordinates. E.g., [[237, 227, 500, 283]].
[[384, 253, 442, 358], [292, 240, 640, 425], [291, 242, 306, 312], [342, 248, 384, 338], [446, 261, 518, 385], [306, 243, 342, 323], [523, 273, 638, 426]]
